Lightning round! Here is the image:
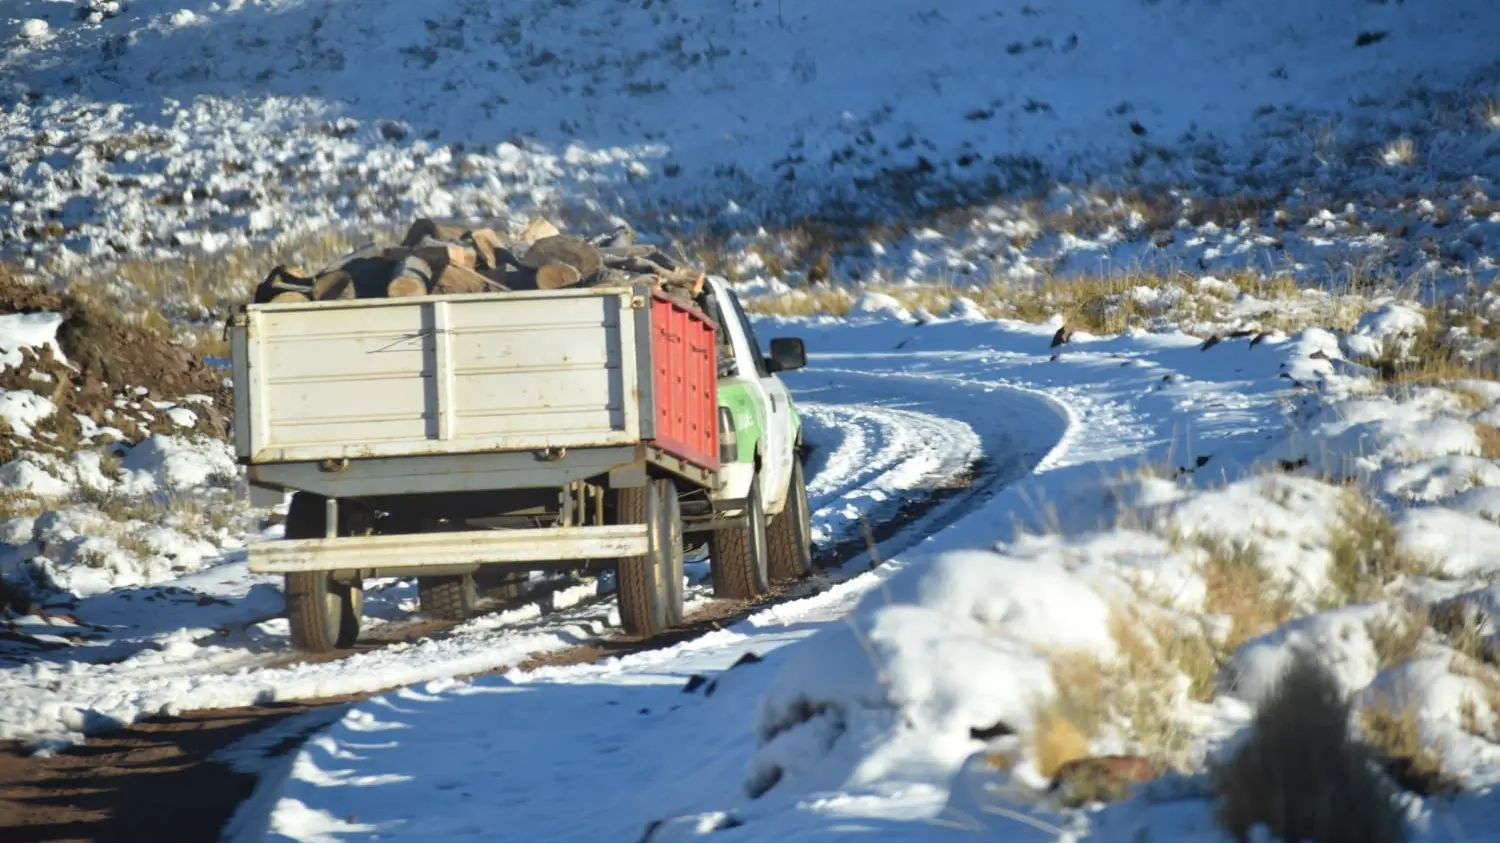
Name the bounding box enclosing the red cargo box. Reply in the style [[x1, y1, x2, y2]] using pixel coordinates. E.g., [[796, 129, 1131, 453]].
[[646, 291, 719, 471]]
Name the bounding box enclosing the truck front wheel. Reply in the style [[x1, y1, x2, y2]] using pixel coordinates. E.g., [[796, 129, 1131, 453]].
[[767, 458, 813, 582], [710, 474, 770, 599], [283, 492, 363, 653], [616, 477, 683, 637]]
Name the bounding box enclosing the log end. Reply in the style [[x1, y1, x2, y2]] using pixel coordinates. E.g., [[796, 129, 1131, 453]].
[[387, 276, 431, 298], [535, 263, 583, 290], [519, 217, 562, 244]]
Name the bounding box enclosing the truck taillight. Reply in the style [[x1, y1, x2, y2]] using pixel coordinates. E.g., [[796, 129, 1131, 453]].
[[718, 407, 737, 464]]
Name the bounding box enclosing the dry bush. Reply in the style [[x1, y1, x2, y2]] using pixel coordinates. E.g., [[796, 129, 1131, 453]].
[[1211, 652, 1407, 842]]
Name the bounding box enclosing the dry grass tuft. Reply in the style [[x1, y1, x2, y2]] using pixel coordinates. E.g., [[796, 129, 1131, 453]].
[[1481, 98, 1500, 130], [1474, 422, 1500, 459], [1043, 604, 1207, 773], [1358, 699, 1457, 797], [1428, 601, 1497, 666], [1380, 137, 1416, 167], [1326, 491, 1436, 605], [1212, 652, 1407, 842], [743, 268, 1353, 337], [1366, 603, 1428, 670], [1195, 535, 1296, 654], [1032, 707, 1091, 780], [0, 491, 49, 520]]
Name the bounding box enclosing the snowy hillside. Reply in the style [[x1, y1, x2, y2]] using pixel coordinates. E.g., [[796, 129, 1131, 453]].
[[2, 0, 1499, 270], [4, 0, 1500, 842]]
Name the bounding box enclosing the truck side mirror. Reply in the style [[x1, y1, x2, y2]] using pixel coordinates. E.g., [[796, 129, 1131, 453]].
[[766, 337, 807, 373]]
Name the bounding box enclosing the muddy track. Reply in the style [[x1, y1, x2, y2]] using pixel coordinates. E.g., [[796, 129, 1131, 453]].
[[0, 455, 1003, 843]]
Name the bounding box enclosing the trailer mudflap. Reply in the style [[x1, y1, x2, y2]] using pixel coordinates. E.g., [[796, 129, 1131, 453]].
[[249, 525, 648, 574]]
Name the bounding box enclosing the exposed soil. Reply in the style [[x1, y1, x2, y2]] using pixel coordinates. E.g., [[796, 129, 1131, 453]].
[[0, 452, 999, 843], [0, 271, 232, 461]]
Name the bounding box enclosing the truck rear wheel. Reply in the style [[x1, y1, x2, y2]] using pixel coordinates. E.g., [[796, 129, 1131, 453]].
[[710, 474, 770, 600], [419, 574, 478, 620], [616, 478, 682, 637], [767, 458, 813, 582], [283, 492, 363, 653]]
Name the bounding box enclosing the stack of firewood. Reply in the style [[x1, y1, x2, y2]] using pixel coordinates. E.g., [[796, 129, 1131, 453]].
[[253, 217, 707, 305]]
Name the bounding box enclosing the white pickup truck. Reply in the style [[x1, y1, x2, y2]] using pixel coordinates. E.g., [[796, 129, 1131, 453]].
[[231, 276, 813, 652]]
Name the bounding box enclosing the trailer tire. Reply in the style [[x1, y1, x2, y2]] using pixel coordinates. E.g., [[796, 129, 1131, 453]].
[[767, 458, 813, 582], [419, 574, 478, 620], [710, 474, 770, 600], [283, 492, 363, 653], [475, 568, 528, 603], [616, 478, 679, 637]]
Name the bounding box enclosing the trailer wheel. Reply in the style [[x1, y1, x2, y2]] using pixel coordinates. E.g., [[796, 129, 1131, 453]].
[[283, 492, 363, 653], [616, 478, 679, 637], [710, 474, 770, 599], [419, 574, 478, 620], [767, 458, 813, 582], [475, 568, 528, 603]]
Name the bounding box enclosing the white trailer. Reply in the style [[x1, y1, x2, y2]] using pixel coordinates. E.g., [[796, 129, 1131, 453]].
[[232, 279, 813, 652]]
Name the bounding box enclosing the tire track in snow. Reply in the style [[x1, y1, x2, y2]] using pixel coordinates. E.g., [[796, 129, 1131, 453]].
[[798, 400, 982, 548]]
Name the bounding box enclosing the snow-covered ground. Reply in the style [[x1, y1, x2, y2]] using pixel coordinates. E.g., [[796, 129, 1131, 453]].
[[237, 309, 1500, 842], [2, 0, 1499, 276], [6, 0, 1500, 841]]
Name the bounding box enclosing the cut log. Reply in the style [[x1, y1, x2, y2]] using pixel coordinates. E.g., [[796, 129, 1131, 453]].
[[519, 217, 561, 244], [520, 235, 602, 279], [466, 228, 505, 270], [388, 254, 435, 298], [253, 264, 315, 303], [433, 262, 503, 295], [402, 218, 467, 248], [412, 237, 477, 270], [387, 277, 428, 298], [312, 269, 356, 301], [535, 263, 582, 290]]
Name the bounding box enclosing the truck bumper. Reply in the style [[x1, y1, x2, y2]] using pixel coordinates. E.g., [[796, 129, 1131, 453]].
[[248, 525, 647, 575]]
